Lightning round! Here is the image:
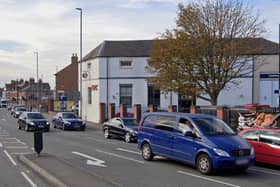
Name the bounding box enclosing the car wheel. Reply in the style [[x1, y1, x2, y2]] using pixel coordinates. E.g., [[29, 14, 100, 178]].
[[24, 124, 29, 132], [125, 132, 131, 143], [80, 126, 85, 131], [62, 124, 66, 131], [141, 143, 154, 161], [104, 129, 110, 139], [197, 154, 212, 175], [18, 124, 21, 130]]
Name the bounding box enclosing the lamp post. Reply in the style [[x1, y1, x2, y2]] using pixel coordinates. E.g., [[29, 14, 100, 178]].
[[76, 8, 83, 119], [34, 52, 39, 111]]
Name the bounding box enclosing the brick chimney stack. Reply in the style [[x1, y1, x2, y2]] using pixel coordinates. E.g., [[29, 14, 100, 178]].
[[29, 78, 35, 85], [71, 53, 78, 64]]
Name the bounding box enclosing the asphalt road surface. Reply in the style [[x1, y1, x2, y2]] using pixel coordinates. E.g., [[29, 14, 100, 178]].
[[0, 108, 279, 187]]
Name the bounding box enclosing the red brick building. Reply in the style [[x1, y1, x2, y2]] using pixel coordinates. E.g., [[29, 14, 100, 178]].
[[55, 54, 79, 102]]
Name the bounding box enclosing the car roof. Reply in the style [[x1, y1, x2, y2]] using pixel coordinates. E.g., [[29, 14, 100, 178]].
[[144, 112, 215, 119]]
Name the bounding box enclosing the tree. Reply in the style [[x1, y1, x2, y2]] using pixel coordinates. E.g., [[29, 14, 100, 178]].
[[148, 0, 265, 105]]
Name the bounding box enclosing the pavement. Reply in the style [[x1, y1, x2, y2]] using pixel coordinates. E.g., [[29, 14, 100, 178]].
[[18, 153, 120, 187]]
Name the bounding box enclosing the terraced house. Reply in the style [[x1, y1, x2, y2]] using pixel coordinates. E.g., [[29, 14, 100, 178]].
[[80, 38, 279, 123]]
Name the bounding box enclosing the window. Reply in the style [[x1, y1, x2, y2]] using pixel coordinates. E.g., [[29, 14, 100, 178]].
[[259, 131, 280, 146], [156, 115, 177, 132], [178, 118, 194, 134], [87, 63, 91, 69], [120, 61, 132, 68], [148, 85, 160, 107], [88, 87, 92, 104], [242, 131, 259, 141], [119, 84, 132, 107], [142, 115, 157, 127]]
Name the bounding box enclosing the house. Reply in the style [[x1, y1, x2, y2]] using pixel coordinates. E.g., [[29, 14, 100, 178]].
[[80, 38, 279, 123], [55, 54, 79, 102], [5, 78, 53, 109]]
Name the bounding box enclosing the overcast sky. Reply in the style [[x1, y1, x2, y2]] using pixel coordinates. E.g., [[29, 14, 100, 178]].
[[0, 0, 279, 89]]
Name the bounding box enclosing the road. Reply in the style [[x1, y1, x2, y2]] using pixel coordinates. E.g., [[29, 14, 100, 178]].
[[0, 108, 279, 187]]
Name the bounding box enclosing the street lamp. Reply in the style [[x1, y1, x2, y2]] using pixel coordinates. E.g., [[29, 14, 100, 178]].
[[34, 52, 39, 111], [76, 8, 83, 119]]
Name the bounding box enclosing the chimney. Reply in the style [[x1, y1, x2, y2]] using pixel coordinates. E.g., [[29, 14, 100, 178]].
[[71, 53, 78, 64], [29, 78, 35, 85]]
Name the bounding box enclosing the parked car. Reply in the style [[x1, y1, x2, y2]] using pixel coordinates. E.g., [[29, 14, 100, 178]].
[[103, 117, 138, 143], [138, 112, 255, 174], [239, 128, 280, 166], [18, 112, 50, 132], [13, 107, 27, 118], [11, 105, 24, 115], [52, 112, 86, 131]]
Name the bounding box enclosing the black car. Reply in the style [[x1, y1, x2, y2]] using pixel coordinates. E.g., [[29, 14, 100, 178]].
[[13, 107, 27, 118], [103, 117, 138, 143], [18, 112, 50, 132], [52, 112, 86, 131]]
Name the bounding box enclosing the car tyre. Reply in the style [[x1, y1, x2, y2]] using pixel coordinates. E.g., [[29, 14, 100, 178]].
[[197, 154, 212, 175], [141, 143, 154, 161], [25, 124, 29, 132], [125, 132, 131, 143], [104, 129, 110, 139]]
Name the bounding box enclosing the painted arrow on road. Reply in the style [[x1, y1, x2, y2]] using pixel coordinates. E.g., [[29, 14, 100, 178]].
[[72, 151, 107, 167]]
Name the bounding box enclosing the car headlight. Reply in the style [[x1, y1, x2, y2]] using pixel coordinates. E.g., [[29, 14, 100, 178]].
[[30, 122, 35, 126], [64, 121, 71, 125], [46, 122, 50, 125], [250, 147, 255, 156], [213, 148, 230, 157]]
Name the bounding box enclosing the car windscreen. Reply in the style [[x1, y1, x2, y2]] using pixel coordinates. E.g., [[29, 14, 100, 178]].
[[1, 101, 7, 104], [17, 108, 27, 111], [192, 117, 235, 136], [27, 113, 45, 119], [62, 113, 77, 119], [122, 119, 138, 127]]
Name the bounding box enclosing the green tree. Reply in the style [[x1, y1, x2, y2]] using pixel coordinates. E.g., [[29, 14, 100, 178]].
[[148, 0, 265, 105]]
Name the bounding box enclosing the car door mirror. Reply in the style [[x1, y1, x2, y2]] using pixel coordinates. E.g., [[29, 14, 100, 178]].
[[117, 124, 123, 128]]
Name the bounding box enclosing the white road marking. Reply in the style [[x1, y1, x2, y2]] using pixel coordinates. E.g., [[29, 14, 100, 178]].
[[21, 172, 37, 187], [177, 171, 241, 187], [0, 142, 2, 147], [6, 146, 29, 149], [72, 151, 107, 167], [116, 148, 141, 155], [3, 141, 26, 145], [83, 137, 117, 145], [1, 118, 6, 121], [249, 168, 280, 176], [0, 134, 9, 137], [4, 150, 17, 166], [96, 149, 145, 164], [11, 152, 34, 155]]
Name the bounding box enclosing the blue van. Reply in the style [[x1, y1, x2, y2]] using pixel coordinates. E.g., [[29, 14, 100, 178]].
[[138, 112, 255, 174]]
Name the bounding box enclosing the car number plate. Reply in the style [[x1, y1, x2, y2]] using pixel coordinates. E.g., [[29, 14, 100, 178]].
[[39, 125, 44, 128], [236, 159, 248, 165]]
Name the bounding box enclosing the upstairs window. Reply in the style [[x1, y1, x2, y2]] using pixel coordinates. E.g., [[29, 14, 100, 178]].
[[120, 61, 132, 68], [87, 63, 91, 69], [119, 84, 132, 107]]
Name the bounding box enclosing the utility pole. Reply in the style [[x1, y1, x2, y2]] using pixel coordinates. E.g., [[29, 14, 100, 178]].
[[34, 52, 39, 112], [76, 8, 83, 119], [279, 24, 280, 111]]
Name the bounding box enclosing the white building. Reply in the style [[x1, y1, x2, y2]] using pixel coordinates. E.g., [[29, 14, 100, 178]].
[[80, 39, 279, 123]]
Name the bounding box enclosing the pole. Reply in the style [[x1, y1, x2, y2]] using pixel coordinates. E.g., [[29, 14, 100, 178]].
[[76, 8, 83, 119], [279, 24, 280, 111], [35, 52, 39, 112]]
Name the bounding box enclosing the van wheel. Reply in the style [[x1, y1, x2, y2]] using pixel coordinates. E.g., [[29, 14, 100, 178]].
[[141, 143, 153, 161], [197, 154, 212, 175]]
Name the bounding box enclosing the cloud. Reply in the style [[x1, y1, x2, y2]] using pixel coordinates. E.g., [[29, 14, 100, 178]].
[[0, 40, 29, 53], [120, 0, 181, 8]]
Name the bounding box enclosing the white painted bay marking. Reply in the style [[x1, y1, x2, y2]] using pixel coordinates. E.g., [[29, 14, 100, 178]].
[[249, 168, 280, 176], [4, 150, 17, 166], [0, 134, 9, 137], [21, 172, 37, 187], [6, 146, 29, 149], [96, 149, 144, 164], [116, 148, 141, 155], [11, 152, 34, 155], [72, 151, 107, 167], [0, 142, 2, 147], [1, 118, 6, 121], [3, 141, 26, 145], [177, 171, 241, 187]]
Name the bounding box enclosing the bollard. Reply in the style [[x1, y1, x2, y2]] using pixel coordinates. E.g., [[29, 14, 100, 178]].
[[34, 131, 43, 156]]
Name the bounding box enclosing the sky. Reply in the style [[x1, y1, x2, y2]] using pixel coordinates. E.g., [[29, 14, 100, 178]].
[[0, 0, 279, 89]]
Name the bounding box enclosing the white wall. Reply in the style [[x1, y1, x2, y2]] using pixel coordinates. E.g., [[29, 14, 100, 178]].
[[196, 78, 252, 106]]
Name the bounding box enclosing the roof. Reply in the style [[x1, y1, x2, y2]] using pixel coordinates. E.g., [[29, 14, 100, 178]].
[[21, 83, 51, 92], [83, 40, 154, 61], [82, 38, 279, 61], [55, 62, 76, 76]]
